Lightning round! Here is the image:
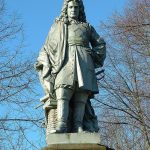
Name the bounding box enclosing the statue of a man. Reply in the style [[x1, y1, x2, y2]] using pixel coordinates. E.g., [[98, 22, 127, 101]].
[[35, 0, 106, 134]]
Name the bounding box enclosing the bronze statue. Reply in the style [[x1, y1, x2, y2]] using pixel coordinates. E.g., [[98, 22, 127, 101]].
[[35, 0, 106, 135]]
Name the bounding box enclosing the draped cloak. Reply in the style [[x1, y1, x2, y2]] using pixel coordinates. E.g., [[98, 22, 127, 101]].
[[36, 20, 67, 81]]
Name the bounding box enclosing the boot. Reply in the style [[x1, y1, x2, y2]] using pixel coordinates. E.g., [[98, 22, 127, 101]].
[[56, 99, 69, 133], [72, 102, 86, 133]]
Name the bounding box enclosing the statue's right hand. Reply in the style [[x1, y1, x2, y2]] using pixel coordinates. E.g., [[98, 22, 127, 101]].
[[34, 62, 43, 70]]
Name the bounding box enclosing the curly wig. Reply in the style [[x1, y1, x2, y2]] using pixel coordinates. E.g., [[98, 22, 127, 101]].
[[58, 0, 87, 23]]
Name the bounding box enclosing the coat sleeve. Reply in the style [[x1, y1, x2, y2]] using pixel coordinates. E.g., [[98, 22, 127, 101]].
[[89, 25, 106, 68]]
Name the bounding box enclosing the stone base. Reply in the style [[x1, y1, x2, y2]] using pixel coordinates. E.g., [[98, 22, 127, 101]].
[[42, 144, 106, 150], [42, 133, 107, 150]]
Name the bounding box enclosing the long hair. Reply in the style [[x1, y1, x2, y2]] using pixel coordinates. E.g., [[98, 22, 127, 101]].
[[58, 0, 87, 23]]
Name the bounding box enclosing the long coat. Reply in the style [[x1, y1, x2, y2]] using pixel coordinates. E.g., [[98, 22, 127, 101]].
[[54, 22, 106, 94], [35, 20, 106, 94]]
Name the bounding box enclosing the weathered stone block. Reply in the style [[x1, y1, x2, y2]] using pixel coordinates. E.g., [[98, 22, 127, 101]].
[[42, 133, 107, 150]]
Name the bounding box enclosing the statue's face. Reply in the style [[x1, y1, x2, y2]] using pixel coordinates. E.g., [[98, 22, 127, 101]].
[[67, 1, 79, 20]]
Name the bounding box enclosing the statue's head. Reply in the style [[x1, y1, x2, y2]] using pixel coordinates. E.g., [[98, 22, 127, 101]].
[[67, 1, 79, 20], [58, 0, 86, 23]]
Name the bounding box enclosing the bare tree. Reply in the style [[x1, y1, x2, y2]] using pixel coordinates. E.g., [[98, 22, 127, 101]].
[[0, 0, 45, 149], [97, 0, 150, 149]]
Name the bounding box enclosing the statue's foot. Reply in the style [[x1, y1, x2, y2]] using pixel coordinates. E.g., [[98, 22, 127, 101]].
[[56, 127, 67, 133], [56, 122, 68, 133], [72, 126, 84, 133]]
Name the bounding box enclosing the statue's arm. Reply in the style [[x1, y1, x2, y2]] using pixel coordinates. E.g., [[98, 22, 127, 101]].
[[89, 25, 106, 68], [35, 22, 55, 78], [35, 21, 58, 94]]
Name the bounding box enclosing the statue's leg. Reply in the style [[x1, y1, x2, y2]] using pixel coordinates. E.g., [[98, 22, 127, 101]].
[[55, 88, 73, 133], [72, 90, 89, 133]]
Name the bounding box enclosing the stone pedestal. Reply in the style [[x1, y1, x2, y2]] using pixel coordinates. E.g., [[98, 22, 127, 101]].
[[42, 133, 107, 150]]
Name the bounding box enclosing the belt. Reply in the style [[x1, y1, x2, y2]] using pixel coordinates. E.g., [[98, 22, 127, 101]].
[[68, 38, 89, 47]]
